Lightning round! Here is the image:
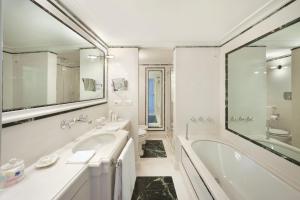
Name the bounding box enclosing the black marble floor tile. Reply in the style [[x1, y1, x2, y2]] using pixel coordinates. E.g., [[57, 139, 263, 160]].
[[141, 140, 167, 158], [131, 176, 178, 200]]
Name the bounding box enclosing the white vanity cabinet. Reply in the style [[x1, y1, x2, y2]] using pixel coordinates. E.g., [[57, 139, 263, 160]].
[[57, 169, 90, 200], [71, 180, 91, 200]]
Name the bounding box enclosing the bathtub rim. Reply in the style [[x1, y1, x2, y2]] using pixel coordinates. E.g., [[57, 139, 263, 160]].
[[179, 136, 300, 199], [191, 138, 300, 186], [180, 137, 231, 200], [181, 147, 216, 200]]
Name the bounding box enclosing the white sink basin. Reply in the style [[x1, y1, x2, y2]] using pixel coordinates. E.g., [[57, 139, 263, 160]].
[[72, 133, 116, 153], [101, 125, 120, 132], [101, 120, 130, 132]]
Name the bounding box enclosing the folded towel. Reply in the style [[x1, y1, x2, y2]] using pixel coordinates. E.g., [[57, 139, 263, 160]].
[[82, 78, 96, 91], [114, 138, 136, 200], [66, 150, 96, 164]]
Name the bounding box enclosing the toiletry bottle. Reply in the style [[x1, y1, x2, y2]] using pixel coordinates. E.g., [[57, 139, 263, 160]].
[[0, 158, 25, 188]]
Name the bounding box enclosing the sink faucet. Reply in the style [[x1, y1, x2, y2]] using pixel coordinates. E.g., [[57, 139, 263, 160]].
[[60, 120, 71, 129], [76, 114, 89, 123]]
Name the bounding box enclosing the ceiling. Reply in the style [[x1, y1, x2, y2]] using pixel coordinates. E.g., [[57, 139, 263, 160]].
[[3, 0, 93, 53], [58, 0, 278, 47]]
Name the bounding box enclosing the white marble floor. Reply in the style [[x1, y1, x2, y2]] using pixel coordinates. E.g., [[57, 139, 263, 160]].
[[136, 133, 198, 200]]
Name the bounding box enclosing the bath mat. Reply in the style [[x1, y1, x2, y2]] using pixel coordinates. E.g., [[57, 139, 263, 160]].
[[141, 140, 167, 158], [131, 176, 178, 200]]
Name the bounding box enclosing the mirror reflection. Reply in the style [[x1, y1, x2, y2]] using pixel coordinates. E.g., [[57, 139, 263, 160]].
[[227, 21, 300, 163], [3, 0, 105, 111]]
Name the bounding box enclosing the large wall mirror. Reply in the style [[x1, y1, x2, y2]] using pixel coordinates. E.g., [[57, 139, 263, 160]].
[[3, 0, 105, 112], [226, 18, 300, 165]]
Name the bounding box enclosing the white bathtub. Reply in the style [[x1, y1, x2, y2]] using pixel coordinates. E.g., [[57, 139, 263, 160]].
[[181, 139, 300, 200]]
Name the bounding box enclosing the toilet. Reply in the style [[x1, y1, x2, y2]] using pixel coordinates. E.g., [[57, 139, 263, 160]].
[[138, 125, 148, 156], [268, 128, 292, 143]]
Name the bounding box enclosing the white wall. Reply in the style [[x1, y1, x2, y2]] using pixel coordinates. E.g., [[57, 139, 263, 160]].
[[267, 56, 292, 131], [228, 47, 267, 136], [80, 49, 104, 100], [56, 64, 64, 104], [220, 1, 300, 189], [47, 52, 57, 104], [291, 48, 300, 148], [174, 48, 220, 137], [108, 48, 139, 154], [56, 53, 81, 104], [3, 53, 13, 109], [1, 104, 108, 166], [61, 67, 80, 102], [3, 52, 57, 109], [139, 48, 173, 64]]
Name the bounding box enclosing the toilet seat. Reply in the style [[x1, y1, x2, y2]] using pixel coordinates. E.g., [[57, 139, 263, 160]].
[[138, 125, 148, 156]]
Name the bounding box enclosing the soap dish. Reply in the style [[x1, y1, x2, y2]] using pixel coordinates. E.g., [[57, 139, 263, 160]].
[[35, 154, 59, 169]]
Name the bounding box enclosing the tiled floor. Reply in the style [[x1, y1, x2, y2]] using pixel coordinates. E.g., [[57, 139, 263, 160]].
[[135, 133, 197, 200]]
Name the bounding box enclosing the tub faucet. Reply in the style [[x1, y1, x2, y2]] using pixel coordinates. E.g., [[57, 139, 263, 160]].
[[266, 119, 271, 139], [186, 117, 196, 140], [186, 123, 189, 140]]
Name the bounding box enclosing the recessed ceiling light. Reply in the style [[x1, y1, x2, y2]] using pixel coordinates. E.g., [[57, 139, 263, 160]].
[[254, 71, 260, 74]]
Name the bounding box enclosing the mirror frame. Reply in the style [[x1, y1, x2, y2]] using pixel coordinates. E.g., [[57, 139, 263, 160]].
[[225, 17, 300, 166], [145, 67, 165, 131], [1, 0, 108, 126]]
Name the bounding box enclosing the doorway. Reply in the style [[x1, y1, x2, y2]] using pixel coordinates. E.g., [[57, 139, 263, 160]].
[[146, 68, 165, 130]]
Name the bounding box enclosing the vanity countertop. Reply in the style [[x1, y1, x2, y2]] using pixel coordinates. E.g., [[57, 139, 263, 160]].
[[0, 128, 129, 200], [101, 119, 130, 131]]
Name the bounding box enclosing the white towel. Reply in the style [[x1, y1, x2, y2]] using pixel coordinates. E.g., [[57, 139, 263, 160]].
[[114, 138, 136, 200], [66, 150, 95, 164]]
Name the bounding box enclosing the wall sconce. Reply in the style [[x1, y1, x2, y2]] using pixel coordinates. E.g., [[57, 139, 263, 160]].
[[269, 64, 289, 70]]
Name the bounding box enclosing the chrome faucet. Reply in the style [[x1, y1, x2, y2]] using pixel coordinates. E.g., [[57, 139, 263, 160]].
[[60, 114, 91, 129], [76, 114, 89, 123], [186, 123, 189, 140], [60, 119, 73, 129]]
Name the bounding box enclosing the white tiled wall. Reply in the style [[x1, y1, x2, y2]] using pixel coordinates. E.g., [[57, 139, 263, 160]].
[[108, 48, 139, 155], [1, 104, 108, 166], [173, 47, 220, 137]]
